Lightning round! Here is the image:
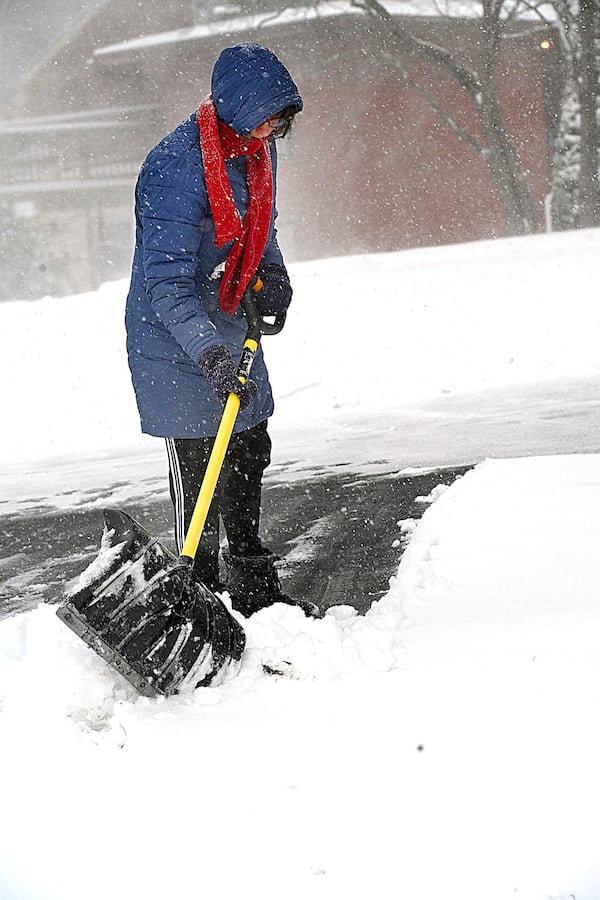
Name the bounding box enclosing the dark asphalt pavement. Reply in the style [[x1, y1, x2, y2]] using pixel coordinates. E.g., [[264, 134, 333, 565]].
[[0, 466, 470, 620]]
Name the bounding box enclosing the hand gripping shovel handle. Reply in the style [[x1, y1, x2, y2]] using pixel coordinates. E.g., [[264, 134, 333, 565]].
[[180, 279, 286, 563]]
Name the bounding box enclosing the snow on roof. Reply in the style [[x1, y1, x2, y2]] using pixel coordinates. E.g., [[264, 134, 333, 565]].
[[0, 106, 151, 135], [92, 1, 497, 58]]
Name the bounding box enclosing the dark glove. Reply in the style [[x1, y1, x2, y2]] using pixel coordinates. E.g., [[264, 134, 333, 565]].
[[254, 263, 293, 317], [198, 344, 257, 410]]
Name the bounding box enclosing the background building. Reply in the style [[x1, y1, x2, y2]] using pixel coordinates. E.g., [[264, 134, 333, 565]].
[[0, 1, 562, 301]]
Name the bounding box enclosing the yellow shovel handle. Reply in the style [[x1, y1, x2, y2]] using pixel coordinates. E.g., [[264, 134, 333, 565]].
[[180, 336, 259, 562]]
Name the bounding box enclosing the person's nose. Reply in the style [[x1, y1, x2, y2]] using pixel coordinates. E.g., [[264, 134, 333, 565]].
[[252, 122, 274, 139]]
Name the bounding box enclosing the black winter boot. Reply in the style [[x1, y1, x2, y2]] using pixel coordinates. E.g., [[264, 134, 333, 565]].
[[223, 550, 320, 618]]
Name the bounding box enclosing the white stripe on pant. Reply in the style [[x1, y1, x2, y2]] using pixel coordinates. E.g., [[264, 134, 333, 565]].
[[165, 437, 186, 553]]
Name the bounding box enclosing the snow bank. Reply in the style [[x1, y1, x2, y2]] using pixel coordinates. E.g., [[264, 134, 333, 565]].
[[1, 453, 600, 899]]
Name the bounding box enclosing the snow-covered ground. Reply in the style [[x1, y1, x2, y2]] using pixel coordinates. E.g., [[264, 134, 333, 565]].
[[2, 227, 600, 513], [1, 230, 600, 899]]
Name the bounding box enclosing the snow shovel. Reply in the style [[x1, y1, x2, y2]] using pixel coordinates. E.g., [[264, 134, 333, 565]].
[[56, 282, 285, 697]]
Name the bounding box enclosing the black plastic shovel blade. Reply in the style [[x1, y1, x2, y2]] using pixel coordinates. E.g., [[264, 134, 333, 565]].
[[56, 509, 246, 697]]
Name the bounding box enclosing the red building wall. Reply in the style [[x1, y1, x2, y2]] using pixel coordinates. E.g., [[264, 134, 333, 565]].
[[92, 14, 557, 264], [274, 30, 554, 261]]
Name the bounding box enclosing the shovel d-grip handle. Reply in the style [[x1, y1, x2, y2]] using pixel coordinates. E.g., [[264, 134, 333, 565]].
[[240, 277, 287, 341], [179, 279, 286, 564]]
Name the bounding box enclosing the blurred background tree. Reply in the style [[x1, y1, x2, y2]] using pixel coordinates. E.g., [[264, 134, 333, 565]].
[[350, 0, 600, 231], [551, 0, 600, 229]]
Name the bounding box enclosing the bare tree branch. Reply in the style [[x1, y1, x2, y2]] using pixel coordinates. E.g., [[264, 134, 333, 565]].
[[375, 45, 485, 155], [350, 0, 483, 96], [272, 0, 548, 232], [348, 0, 539, 231]]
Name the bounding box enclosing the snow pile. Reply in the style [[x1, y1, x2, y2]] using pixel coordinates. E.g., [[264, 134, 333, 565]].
[[394, 455, 600, 658], [0, 581, 407, 743], [246, 589, 406, 678], [0, 603, 131, 739], [2, 454, 600, 899]]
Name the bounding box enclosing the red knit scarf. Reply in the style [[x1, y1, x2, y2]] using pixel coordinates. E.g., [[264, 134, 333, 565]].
[[196, 95, 273, 314]]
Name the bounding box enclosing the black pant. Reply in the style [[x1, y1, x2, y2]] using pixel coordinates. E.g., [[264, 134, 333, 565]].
[[166, 420, 271, 590]]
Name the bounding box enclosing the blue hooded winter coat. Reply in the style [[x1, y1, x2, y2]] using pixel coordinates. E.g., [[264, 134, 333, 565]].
[[125, 43, 303, 438]]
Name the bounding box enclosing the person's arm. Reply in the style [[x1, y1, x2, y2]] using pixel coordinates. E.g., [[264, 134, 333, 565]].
[[138, 150, 220, 362]]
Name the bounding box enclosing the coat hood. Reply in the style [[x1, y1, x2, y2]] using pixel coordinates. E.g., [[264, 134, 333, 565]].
[[211, 42, 303, 134]]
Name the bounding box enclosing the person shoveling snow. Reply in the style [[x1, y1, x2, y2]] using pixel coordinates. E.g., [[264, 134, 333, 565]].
[[56, 44, 319, 697]]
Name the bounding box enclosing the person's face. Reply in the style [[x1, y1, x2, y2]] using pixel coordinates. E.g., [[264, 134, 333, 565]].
[[250, 120, 275, 139], [249, 111, 290, 139]]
